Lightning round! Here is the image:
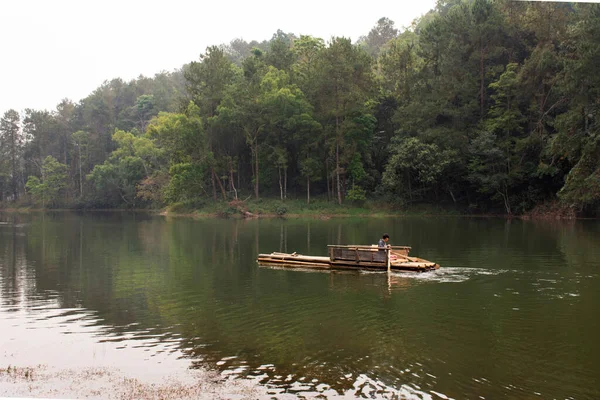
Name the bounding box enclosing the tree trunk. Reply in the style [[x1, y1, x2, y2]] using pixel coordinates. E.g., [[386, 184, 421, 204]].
[[307, 176, 310, 205], [407, 171, 412, 202], [229, 162, 238, 200], [284, 166, 287, 200], [255, 139, 259, 200], [449, 188, 456, 204], [335, 115, 342, 205], [498, 186, 511, 215], [211, 174, 217, 201], [539, 86, 545, 138], [480, 44, 485, 118], [278, 166, 283, 201], [208, 141, 217, 201], [78, 144, 83, 197], [336, 141, 342, 205], [326, 158, 331, 202], [212, 168, 227, 200], [11, 129, 18, 200]]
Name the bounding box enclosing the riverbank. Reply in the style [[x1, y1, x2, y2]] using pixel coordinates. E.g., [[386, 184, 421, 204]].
[[0, 199, 589, 219], [0, 199, 462, 219]]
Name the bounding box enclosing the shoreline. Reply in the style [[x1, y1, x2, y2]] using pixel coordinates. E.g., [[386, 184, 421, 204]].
[[0, 209, 588, 221], [0, 203, 589, 220]]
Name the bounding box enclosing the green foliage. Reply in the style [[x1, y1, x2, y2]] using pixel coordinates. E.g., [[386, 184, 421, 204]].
[[165, 163, 206, 203], [467, 132, 511, 204], [275, 205, 288, 216], [146, 103, 205, 164], [185, 46, 235, 117], [25, 156, 67, 207], [348, 153, 367, 184], [557, 137, 600, 210], [346, 185, 367, 203], [383, 137, 455, 201], [358, 17, 399, 57], [0, 109, 22, 200], [6, 3, 600, 216], [87, 129, 162, 207]]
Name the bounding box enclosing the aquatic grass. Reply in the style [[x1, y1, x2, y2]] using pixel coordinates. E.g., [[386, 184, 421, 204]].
[[0, 364, 266, 399], [180, 197, 465, 219], [1, 365, 35, 380]]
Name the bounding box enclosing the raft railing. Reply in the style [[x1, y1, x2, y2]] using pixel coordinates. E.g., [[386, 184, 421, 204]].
[[326, 245, 412, 272]]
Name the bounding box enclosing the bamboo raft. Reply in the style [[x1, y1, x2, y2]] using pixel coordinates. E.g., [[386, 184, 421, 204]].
[[257, 245, 440, 272]]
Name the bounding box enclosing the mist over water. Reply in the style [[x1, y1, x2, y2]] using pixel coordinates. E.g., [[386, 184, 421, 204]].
[[1, 212, 599, 399]]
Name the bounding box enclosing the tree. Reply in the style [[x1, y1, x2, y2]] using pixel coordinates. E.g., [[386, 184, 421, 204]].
[[380, 31, 420, 103], [213, 49, 268, 199], [22, 109, 57, 177], [185, 46, 235, 117], [299, 156, 321, 204], [550, 4, 600, 212], [184, 46, 236, 200], [467, 131, 515, 214], [260, 66, 320, 200], [72, 130, 91, 198], [313, 37, 375, 204], [25, 156, 67, 207], [88, 129, 163, 207], [222, 38, 253, 65], [383, 137, 455, 203], [0, 109, 23, 200], [55, 99, 76, 165], [358, 17, 398, 57], [291, 35, 325, 92], [470, 0, 506, 118], [134, 94, 156, 132], [146, 103, 210, 203], [265, 34, 295, 72]]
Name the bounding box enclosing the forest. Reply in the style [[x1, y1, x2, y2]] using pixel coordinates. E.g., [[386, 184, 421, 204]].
[[1, 0, 599, 216]]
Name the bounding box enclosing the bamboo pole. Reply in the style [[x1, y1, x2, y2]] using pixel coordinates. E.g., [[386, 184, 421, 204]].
[[387, 247, 391, 272]]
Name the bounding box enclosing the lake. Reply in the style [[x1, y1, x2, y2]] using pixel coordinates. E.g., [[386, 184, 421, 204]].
[[1, 212, 599, 399]]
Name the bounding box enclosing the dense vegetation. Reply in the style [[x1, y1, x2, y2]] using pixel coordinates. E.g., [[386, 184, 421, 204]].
[[1, 0, 599, 216]]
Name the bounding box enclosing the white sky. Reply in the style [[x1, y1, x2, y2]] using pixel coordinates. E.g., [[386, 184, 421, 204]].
[[0, 0, 436, 117]]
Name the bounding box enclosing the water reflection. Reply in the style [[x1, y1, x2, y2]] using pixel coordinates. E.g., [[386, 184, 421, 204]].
[[0, 212, 599, 399]]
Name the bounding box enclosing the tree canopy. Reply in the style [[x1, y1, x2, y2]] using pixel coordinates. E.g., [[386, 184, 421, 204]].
[[2, 1, 600, 216]]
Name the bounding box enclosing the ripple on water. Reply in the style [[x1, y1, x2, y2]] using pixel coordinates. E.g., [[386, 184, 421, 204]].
[[388, 267, 510, 283]]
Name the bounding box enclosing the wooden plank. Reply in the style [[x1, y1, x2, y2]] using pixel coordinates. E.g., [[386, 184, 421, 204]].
[[390, 253, 419, 262], [258, 257, 328, 264], [327, 245, 411, 250], [330, 260, 388, 268], [257, 247, 439, 273], [258, 258, 438, 272], [259, 263, 331, 270], [257, 255, 330, 262]]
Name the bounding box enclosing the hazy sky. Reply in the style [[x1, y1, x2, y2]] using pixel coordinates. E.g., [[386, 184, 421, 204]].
[[0, 0, 436, 117]]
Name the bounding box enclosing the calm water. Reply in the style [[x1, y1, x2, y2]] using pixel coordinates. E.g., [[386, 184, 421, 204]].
[[0, 212, 599, 399]]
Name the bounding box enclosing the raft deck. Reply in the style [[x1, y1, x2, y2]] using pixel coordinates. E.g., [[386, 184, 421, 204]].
[[257, 245, 440, 272]]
